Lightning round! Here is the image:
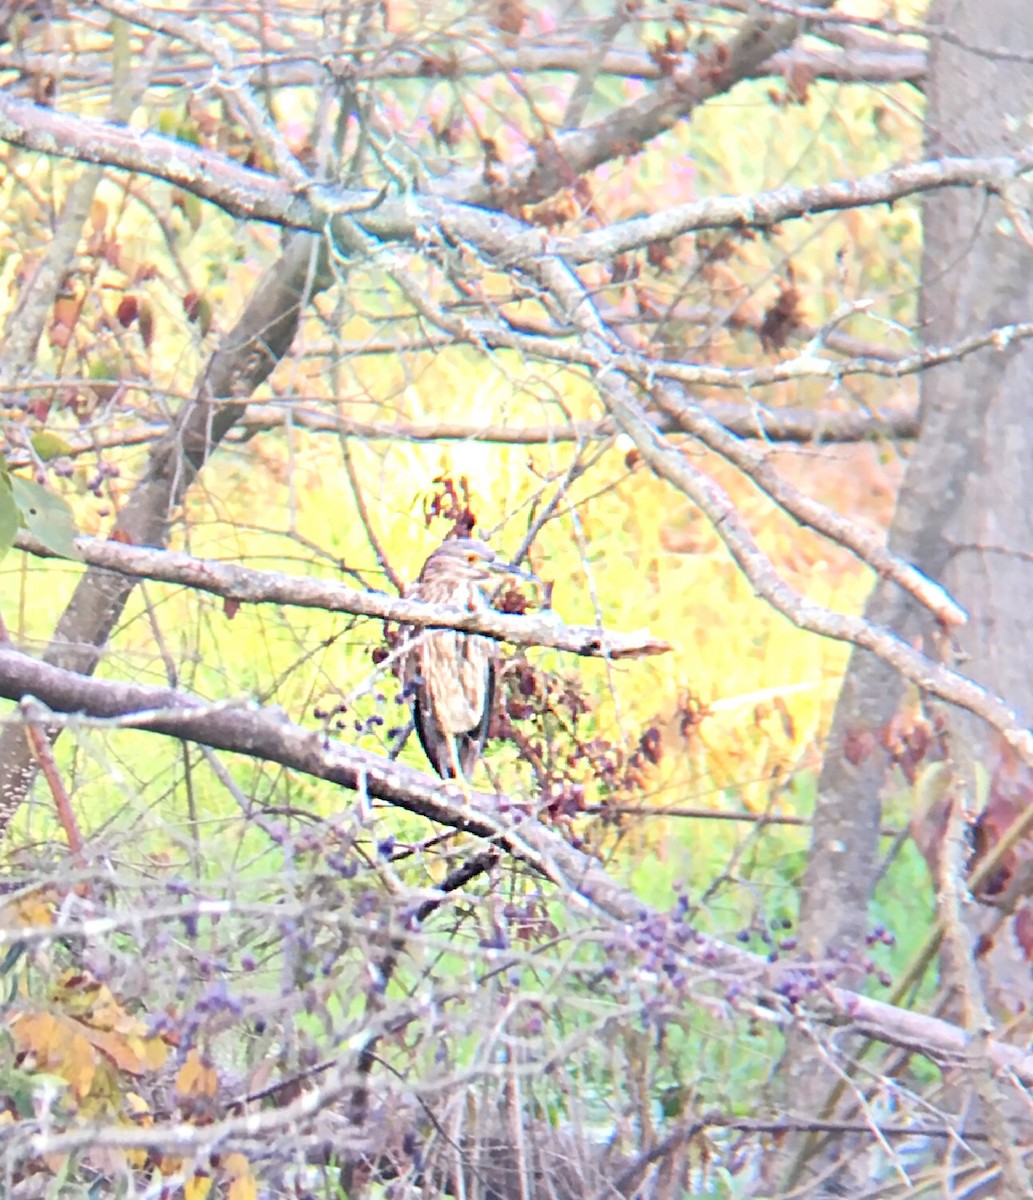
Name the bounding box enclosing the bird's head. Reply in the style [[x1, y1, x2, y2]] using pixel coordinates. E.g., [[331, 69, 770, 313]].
[[418, 538, 536, 590]]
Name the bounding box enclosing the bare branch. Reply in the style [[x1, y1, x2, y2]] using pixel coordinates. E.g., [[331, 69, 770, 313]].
[[555, 149, 1033, 260], [422, 209, 967, 629], [13, 533, 671, 659], [451, 241, 1033, 758], [0, 43, 926, 92], [0, 92, 313, 224], [236, 399, 920, 446], [0, 646, 1032, 1095], [653, 386, 965, 626], [93, 0, 311, 191], [430, 2, 835, 207], [1, 88, 1028, 272], [22, 700, 83, 855]]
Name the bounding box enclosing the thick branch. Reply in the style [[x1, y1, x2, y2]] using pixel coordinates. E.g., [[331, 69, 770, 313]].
[[2, 400, 920, 470], [556, 150, 1033, 260], [0, 645, 1031, 1088], [3, 42, 922, 90], [14, 534, 670, 659], [3, 90, 1027, 254], [0, 94, 312, 225], [10, 401, 918, 466]]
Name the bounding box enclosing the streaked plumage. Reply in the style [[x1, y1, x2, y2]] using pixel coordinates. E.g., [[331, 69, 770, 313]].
[[400, 539, 529, 779]]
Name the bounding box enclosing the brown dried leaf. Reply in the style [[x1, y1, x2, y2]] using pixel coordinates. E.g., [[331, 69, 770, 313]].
[[783, 58, 817, 105], [758, 280, 802, 352], [488, 0, 527, 35], [115, 295, 138, 327], [9, 1010, 97, 1099], [49, 294, 82, 349], [77, 1024, 145, 1075], [225, 1153, 259, 1200], [1014, 903, 1033, 960], [88, 198, 108, 233]]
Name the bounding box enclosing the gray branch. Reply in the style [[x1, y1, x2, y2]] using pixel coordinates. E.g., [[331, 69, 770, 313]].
[[0, 400, 920, 470], [0, 643, 1030, 1103], [1, 90, 1027, 252], [13, 534, 671, 659], [0, 43, 925, 92]]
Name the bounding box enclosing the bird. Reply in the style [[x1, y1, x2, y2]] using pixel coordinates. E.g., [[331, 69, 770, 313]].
[[399, 538, 534, 780]]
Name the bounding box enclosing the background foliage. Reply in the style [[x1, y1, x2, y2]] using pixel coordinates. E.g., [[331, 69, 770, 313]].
[[2, 0, 1026, 1196]]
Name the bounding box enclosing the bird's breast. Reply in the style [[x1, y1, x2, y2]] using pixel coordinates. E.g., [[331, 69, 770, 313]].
[[425, 631, 490, 732]]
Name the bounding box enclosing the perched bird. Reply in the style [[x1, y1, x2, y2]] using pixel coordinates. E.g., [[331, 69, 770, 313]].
[[399, 538, 533, 780]]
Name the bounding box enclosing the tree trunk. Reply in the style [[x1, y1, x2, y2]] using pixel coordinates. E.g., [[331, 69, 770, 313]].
[[0, 234, 329, 834], [778, 0, 1033, 1188], [802, 0, 1033, 995]]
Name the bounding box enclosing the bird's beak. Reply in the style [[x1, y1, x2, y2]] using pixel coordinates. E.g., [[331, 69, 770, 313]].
[[490, 560, 539, 585]]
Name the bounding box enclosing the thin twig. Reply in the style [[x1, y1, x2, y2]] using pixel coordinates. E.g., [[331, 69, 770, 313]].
[[21, 702, 83, 855]]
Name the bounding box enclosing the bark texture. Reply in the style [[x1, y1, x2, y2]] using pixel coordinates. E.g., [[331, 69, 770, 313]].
[[801, 0, 1033, 986], [777, 0, 1033, 1190]]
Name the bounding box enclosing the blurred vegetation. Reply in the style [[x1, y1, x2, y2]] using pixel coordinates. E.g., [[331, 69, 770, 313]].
[[0, 0, 952, 1194]]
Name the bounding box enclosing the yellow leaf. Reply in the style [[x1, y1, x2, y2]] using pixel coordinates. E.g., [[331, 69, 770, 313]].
[[228, 1173, 258, 1200], [175, 1048, 218, 1098], [94, 998, 149, 1040], [9, 1010, 98, 1100], [65, 1049, 97, 1100], [3, 888, 56, 928], [224, 1153, 258, 1200], [80, 983, 126, 1029], [8, 1008, 57, 1054], [140, 1035, 168, 1071], [53, 969, 102, 1016], [77, 1023, 144, 1075], [185, 1174, 212, 1200], [89, 198, 108, 232]]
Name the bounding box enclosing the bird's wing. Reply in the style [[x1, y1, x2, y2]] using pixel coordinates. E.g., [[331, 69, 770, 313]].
[[399, 625, 450, 777], [408, 631, 494, 780], [459, 657, 495, 778], [412, 688, 457, 779]]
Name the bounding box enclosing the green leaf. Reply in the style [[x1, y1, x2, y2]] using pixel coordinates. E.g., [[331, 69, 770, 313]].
[[0, 474, 18, 562], [11, 477, 82, 561], [182, 190, 204, 232], [30, 431, 74, 462]]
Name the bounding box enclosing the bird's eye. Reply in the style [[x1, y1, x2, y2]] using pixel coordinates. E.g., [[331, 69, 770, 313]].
[[466, 553, 478, 563]]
